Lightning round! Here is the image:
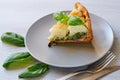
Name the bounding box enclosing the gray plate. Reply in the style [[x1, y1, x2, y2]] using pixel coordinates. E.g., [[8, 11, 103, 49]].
[[25, 12, 114, 68]]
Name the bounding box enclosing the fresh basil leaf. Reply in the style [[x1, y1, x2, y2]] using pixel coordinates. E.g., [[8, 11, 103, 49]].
[[53, 12, 64, 21], [68, 16, 84, 26], [1, 32, 25, 47], [2, 52, 37, 69], [53, 12, 69, 23], [19, 62, 49, 78]]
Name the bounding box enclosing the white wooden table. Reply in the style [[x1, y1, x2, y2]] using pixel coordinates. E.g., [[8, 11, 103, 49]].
[[0, 0, 120, 80]]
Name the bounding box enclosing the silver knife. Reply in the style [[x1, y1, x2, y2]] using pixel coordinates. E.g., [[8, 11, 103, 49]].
[[81, 66, 120, 80]]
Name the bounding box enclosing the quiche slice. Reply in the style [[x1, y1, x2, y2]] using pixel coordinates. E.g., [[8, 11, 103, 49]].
[[48, 2, 93, 47]]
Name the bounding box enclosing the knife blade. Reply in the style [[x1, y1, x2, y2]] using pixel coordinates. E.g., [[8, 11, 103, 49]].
[[81, 66, 120, 80]]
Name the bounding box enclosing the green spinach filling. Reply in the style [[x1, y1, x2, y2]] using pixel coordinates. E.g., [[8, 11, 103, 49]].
[[67, 32, 86, 40], [54, 32, 86, 41]]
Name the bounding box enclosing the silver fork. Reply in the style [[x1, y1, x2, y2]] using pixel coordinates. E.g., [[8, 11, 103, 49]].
[[57, 51, 115, 80]]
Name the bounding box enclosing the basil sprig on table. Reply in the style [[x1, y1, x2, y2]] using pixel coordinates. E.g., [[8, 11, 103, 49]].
[[53, 11, 84, 26], [3, 52, 37, 69], [19, 62, 49, 78], [1, 32, 25, 47], [1, 32, 50, 78]]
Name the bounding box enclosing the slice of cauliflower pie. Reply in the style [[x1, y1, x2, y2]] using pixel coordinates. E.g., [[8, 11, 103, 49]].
[[48, 2, 93, 47]]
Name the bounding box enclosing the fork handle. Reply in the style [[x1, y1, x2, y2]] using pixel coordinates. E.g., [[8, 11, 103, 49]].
[[56, 71, 91, 80]]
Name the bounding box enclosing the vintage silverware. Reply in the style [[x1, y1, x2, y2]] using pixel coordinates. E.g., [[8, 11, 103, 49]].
[[57, 51, 115, 80]]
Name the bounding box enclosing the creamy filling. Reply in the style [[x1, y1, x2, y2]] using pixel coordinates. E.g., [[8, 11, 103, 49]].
[[68, 25, 87, 36], [48, 24, 88, 41]]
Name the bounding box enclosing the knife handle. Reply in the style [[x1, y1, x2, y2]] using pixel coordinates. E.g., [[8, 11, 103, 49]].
[[81, 66, 120, 80]]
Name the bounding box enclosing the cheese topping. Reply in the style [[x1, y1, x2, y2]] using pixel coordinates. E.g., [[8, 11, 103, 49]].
[[48, 22, 68, 41]]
